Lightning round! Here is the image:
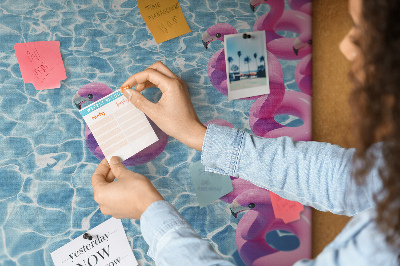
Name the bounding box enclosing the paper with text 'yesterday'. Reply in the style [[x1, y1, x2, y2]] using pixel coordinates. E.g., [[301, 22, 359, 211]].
[[269, 191, 304, 224], [51, 218, 137, 266], [14, 41, 66, 90], [137, 0, 191, 44], [79, 90, 158, 163], [189, 161, 233, 208]]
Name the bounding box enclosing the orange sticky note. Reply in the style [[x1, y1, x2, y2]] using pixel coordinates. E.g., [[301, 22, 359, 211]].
[[137, 0, 191, 44], [269, 191, 305, 224], [14, 41, 67, 90]]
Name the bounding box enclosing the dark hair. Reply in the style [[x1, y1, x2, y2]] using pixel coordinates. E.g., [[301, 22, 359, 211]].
[[350, 0, 400, 253]]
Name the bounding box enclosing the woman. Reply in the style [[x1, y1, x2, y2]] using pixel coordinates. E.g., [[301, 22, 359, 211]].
[[91, 0, 400, 264]]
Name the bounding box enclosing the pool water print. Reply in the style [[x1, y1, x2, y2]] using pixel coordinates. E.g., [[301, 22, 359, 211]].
[[0, 0, 310, 265]]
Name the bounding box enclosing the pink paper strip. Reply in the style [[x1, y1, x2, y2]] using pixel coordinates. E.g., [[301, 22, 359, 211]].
[[269, 191, 305, 224], [14, 41, 67, 90]]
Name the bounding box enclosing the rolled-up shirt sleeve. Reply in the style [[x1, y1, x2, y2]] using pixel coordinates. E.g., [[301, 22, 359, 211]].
[[201, 124, 382, 216], [140, 200, 234, 266]]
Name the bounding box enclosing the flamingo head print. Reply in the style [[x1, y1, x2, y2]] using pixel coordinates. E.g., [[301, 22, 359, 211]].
[[202, 23, 238, 49], [250, 0, 266, 12], [250, 0, 282, 12], [230, 189, 271, 218], [73, 82, 113, 110], [293, 32, 312, 56]]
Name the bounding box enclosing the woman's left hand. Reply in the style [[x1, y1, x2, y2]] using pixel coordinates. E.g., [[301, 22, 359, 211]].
[[91, 157, 164, 220]]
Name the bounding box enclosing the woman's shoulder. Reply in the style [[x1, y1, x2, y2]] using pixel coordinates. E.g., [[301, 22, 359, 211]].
[[321, 209, 399, 265]]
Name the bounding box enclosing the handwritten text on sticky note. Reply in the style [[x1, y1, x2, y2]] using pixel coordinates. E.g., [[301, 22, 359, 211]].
[[51, 218, 137, 266], [189, 161, 233, 208], [137, 0, 191, 44], [14, 41, 67, 90], [269, 191, 304, 224]]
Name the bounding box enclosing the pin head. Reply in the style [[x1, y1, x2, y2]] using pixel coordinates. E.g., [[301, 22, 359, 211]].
[[83, 233, 93, 240], [243, 33, 252, 39]]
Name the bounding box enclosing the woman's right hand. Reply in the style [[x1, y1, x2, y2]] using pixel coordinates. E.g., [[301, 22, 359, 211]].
[[120, 61, 207, 151]]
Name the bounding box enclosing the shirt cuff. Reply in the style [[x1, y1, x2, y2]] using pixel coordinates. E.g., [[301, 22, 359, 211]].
[[140, 200, 192, 259], [201, 124, 245, 176]]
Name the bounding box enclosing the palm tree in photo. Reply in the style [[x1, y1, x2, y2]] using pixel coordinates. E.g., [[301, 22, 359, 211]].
[[253, 53, 258, 72], [259, 55, 266, 77], [231, 64, 239, 72], [244, 56, 251, 77], [227, 56, 233, 74], [237, 51, 242, 78], [260, 55, 265, 68]]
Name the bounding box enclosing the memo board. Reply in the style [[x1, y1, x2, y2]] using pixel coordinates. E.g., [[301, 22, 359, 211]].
[[0, 0, 312, 265]]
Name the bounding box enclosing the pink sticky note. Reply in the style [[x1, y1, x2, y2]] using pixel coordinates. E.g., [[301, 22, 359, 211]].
[[14, 41, 67, 90], [269, 191, 305, 224]]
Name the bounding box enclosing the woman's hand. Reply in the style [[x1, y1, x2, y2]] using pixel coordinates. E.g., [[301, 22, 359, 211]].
[[91, 157, 164, 220], [120, 61, 206, 152]]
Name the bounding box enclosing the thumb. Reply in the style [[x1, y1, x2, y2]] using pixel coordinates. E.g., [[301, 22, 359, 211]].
[[92, 158, 111, 189], [109, 156, 129, 178], [122, 89, 155, 116]]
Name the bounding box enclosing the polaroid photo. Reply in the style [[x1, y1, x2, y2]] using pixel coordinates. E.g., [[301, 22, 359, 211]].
[[224, 31, 270, 100]]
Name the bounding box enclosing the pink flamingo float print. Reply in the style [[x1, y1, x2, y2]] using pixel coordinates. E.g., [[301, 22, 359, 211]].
[[249, 90, 312, 141], [202, 23, 238, 97], [73, 82, 168, 166], [288, 0, 312, 15], [248, 0, 312, 140], [230, 187, 311, 265], [251, 0, 312, 60], [202, 0, 313, 264], [219, 173, 311, 265], [251, 0, 312, 95], [205, 119, 311, 265], [295, 54, 312, 95]]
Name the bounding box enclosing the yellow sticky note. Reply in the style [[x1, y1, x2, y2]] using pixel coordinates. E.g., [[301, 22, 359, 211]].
[[137, 0, 191, 44]]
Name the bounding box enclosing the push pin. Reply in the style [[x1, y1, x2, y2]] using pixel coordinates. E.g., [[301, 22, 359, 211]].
[[83, 233, 93, 240], [242, 33, 252, 39]]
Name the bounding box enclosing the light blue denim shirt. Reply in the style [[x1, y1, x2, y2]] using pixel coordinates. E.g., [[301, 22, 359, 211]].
[[140, 124, 399, 265]]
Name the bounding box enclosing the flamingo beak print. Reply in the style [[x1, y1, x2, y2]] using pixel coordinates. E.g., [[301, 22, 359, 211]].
[[73, 92, 91, 110], [231, 209, 238, 218], [202, 31, 213, 49], [293, 37, 308, 56], [230, 199, 253, 218], [250, 0, 265, 12]]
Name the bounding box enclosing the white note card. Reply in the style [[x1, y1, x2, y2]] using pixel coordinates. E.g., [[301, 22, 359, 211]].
[[79, 90, 158, 163], [51, 218, 137, 266]]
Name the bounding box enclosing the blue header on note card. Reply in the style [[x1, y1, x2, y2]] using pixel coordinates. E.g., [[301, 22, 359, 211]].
[[79, 90, 123, 116]]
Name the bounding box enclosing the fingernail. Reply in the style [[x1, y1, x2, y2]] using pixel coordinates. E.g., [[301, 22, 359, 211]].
[[110, 156, 122, 165], [124, 89, 133, 100], [120, 85, 130, 91]]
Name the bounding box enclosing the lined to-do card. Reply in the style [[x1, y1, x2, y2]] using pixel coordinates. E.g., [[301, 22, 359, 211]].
[[79, 90, 158, 163]]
